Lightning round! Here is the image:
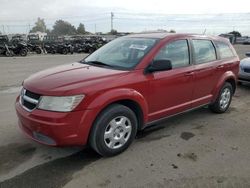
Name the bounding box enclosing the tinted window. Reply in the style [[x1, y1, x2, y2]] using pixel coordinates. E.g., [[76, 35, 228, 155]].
[[154, 40, 189, 68], [192, 40, 216, 64], [215, 42, 235, 59]]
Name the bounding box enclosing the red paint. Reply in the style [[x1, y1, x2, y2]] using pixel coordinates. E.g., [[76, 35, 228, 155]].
[[15, 33, 239, 146]]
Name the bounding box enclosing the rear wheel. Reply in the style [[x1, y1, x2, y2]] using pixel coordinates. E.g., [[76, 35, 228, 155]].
[[209, 82, 233, 113], [89, 104, 137, 157]]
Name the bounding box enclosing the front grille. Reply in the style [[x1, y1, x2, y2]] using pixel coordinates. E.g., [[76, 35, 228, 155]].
[[20, 88, 41, 111], [244, 68, 250, 73], [25, 90, 40, 100]]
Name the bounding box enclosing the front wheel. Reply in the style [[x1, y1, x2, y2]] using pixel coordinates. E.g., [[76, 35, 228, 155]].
[[89, 104, 138, 157], [5, 50, 13, 57], [209, 82, 233, 113]]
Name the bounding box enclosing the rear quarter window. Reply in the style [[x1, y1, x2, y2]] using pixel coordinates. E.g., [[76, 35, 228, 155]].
[[215, 41, 235, 59]]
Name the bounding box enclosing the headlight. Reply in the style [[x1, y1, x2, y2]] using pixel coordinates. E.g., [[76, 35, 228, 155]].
[[38, 95, 84, 112]]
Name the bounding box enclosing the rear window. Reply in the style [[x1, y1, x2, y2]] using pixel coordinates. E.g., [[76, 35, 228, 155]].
[[192, 40, 216, 64], [215, 42, 235, 59]]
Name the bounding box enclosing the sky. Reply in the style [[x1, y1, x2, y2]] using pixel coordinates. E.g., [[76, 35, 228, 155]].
[[0, 0, 250, 34]]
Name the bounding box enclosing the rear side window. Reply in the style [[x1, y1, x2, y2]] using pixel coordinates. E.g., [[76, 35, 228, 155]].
[[154, 40, 190, 68], [215, 42, 235, 59], [192, 40, 216, 64]]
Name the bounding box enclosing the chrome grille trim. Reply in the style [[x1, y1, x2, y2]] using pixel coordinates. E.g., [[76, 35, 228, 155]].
[[23, 95, 39, 104], [20, 88, 41, 112]]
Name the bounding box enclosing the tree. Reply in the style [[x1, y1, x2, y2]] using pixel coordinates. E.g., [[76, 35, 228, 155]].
[[229, 31, 241, 38], [30, 18, 47, 33], [169, 29, 176, 33], [77, 23, 86, 34], [51, 20, 76, 35]]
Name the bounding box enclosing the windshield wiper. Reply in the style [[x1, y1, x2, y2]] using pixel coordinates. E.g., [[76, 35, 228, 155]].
[[83, 60, 112, 67]]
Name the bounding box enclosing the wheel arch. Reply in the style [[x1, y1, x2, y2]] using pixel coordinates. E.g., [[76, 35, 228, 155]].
[[225, 77, 236, 94], [211, 71, 237, 103], [85, 88, 148, 144]]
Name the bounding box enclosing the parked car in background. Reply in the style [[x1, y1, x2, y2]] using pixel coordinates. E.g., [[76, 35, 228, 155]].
[[239, 52, 250, 83], [243, 38, 250, 45], [15, 33, 239, 157]]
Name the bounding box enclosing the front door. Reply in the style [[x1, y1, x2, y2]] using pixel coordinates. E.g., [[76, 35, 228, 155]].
[[147, 39, 194, 122]]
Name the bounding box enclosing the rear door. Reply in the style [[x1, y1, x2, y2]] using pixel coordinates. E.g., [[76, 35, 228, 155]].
[[191, 39, 220, 107]]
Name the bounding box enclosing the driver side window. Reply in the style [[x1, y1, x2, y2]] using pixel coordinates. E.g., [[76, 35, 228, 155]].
[[154, 40, 190, 68]]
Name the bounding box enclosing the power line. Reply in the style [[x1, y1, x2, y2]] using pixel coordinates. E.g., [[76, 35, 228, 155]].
[[0, 13, 110, 22]]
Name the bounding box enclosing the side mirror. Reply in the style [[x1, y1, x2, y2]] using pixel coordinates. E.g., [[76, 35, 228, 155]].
[[146, 59, 172, 73], [246, 52, 250, 57]]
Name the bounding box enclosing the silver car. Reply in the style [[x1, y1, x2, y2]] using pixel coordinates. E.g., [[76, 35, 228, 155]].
[[239, 52, 250, 83]]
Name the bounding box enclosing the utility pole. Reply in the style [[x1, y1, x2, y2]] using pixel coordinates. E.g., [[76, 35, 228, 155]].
[[95, 24, 96, 34], [111, 12, 114, 32], [2, 25, 5, 34]]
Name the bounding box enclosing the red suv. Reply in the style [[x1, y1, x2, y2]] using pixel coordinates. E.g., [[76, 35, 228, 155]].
[[16, 33, 239, 156]]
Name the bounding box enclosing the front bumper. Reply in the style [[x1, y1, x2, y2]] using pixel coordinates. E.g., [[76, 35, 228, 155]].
[[239, 72, 250, 83], [15, 99, 95, 146]]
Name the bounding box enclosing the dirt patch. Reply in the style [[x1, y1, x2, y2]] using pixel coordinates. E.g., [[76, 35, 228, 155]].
[[177, 152, 198, 161], [180, 132, 195, 140], [0, 143, 36, 175]]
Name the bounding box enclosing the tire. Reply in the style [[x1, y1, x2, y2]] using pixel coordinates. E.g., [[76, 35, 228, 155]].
[[89, 104, 138, 157], [36, 48, 42, 54], [20, 49, 27, 56], [88, 48, 94, 54], [62, 48, 68, 55], [5, 50, 12, 57], [209, 82, 233, 113]]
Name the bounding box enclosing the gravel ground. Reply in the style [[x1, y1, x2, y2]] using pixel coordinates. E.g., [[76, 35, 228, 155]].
[[0, 45, 250, 188]]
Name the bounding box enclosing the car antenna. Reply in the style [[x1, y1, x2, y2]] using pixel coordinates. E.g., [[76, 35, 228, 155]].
[[202, 29, 207, 35]]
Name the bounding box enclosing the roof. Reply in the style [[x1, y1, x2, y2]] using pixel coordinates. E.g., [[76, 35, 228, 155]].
[[126, 32, 195, 39], [125, 32, 227, 42]]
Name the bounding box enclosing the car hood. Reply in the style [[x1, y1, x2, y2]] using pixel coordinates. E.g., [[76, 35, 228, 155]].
[[24, 62, 129, 95], [240, 58, 250, 68]]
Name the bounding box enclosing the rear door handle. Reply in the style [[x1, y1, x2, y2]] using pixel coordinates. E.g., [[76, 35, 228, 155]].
[[184, 72, 194, 76], [216, 65, 224, 69]]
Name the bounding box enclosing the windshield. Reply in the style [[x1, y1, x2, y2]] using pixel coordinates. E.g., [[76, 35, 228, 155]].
[[83, 37, 158, 69]]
